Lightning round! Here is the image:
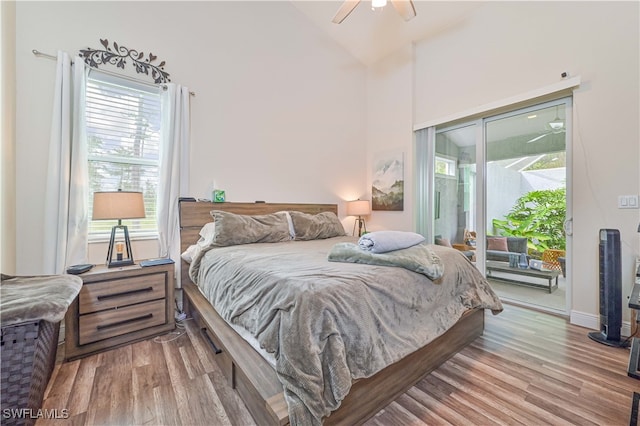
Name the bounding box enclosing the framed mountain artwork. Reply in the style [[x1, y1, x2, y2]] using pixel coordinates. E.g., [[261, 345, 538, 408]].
[[372, 150, 404, 211]]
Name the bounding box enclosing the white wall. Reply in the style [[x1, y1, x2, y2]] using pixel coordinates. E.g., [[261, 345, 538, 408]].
[[14, 1, 366, 272], [368, 1, 639, 323], [486, 163, 522, 234], [365, 44, 415, 232], [1, 1, 16, 275]]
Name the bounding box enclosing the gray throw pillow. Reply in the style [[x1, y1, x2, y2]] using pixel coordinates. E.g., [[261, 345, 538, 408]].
[[209, 210, 291, 246], [506, 237, 528, 253], [289, 211, 346, 240]]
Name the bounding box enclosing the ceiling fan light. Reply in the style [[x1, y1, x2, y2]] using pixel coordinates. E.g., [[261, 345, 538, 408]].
[[549, 118, 564, 131], [372, 0, 387, 9]]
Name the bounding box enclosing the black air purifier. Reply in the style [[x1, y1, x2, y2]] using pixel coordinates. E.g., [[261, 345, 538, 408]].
[[588, 229, 628, 347]]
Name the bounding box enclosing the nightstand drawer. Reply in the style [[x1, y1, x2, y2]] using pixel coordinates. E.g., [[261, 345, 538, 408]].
[[79, 273, 166, 314], [79, 299, 166, 345]]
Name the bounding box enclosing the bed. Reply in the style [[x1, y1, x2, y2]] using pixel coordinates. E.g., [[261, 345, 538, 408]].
[[179, 201, 502, 425]]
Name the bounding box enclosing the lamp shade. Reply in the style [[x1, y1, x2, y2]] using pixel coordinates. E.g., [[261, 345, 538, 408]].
[[92, 191, 146, 220], [347, 200, 371, 216]]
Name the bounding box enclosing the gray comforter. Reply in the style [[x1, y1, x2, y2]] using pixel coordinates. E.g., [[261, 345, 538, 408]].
[[190, 236, 502, 425], [328, 242, 444, 279]]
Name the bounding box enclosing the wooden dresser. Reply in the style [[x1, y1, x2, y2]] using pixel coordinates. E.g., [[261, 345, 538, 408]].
[[64, 262, 175, 360]]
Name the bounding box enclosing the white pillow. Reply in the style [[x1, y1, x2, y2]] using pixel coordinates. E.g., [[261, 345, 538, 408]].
[[181, 222, 216, 263], [181, 244, 201, 264], [199, 221, 216, 242]]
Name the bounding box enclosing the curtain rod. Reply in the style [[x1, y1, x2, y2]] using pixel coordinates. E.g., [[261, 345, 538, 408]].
[[32, 49, 57, 61], [32, 49, 196, 96]]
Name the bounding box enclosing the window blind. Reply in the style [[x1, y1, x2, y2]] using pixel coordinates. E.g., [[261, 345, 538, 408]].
[[86, 73, 161, 238]]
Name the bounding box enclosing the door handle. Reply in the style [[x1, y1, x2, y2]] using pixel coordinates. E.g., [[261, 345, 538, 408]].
[[563, 218, 573, 236]]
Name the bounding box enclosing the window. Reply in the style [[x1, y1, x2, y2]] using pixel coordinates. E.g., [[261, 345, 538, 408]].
[[86, 72, 161, 239], [435, 156, 457, 177]]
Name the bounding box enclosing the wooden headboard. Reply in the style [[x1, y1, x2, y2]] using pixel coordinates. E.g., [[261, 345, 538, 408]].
[[179, 201, 338, 284]]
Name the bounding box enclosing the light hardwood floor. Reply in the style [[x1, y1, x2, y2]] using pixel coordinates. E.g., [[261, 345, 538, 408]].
[[38, 305, 639, 425]]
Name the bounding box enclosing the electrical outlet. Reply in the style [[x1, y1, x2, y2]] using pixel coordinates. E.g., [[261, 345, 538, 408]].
[[618, 195, 639, 209]]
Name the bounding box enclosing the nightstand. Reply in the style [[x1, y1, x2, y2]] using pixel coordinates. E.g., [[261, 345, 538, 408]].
[[64, 261, 175, 360]]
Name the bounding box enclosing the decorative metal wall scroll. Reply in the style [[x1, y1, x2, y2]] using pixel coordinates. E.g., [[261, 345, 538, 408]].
[[79, 39, 171, 83]]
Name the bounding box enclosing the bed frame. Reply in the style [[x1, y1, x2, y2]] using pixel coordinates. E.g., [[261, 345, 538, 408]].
[[179, 201, 484, 425]]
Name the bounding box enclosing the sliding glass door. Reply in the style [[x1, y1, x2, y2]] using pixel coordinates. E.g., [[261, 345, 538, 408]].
[[416, 97, 571, 314], [485, 100, 570, 312]]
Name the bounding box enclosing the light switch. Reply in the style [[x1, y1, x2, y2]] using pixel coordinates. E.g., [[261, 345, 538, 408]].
[[618, 195, 639, 209]]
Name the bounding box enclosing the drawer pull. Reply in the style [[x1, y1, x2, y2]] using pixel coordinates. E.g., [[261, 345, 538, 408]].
[[201, 327, 222, 354], [96, 313, 153, 330], [97, 287, 154, 301]]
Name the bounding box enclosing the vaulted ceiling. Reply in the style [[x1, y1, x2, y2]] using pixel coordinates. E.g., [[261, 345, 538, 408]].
[[291, 1, 484, 65], [291, 1, 568, 153]]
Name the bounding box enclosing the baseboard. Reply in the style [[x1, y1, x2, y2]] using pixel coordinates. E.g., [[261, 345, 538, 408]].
[[570, 310, 598, 330], [570, 309, 633, 337]]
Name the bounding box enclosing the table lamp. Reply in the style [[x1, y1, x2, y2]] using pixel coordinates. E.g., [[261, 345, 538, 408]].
[[347, 199, 371, 237], [92, 190, 146, 268]]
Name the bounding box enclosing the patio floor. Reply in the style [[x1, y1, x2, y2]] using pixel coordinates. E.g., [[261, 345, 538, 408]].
[[487, 273, 566, 313]]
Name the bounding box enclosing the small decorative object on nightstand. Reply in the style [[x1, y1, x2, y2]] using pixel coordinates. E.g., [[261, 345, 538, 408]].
[[213, 189, 226, 203], [64, 261, 175, 360]]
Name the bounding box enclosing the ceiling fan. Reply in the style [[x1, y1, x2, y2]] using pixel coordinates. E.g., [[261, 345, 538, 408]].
[[526, 108, 565, 143], [332, 0, 416, 24]]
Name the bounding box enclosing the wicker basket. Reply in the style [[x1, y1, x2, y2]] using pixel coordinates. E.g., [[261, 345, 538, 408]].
[[1, 319, 60, 426]]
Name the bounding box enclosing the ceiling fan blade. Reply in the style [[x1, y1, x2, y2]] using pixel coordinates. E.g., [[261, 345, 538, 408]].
[[390, 0, 416, 21], [332, 0, 361, 24], [526, 133, 549, 144]]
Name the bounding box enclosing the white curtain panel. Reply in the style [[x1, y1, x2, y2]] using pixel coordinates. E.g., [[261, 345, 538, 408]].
[[158, 84, 191, 286], [43, 53, 89, 274]]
